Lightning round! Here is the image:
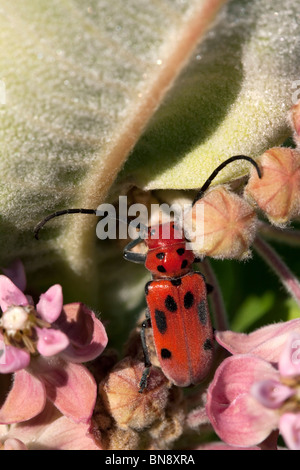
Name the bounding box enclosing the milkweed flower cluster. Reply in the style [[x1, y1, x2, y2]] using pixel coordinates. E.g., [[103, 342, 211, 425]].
[[207, 320, 300, 450], [0, 260, 108, 449], [2, 99, 300, 450], [0, 402, 100, 450]]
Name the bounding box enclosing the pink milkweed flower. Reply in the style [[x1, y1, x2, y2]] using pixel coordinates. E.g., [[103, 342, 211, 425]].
[[196, 442, 262, 451], [206, 320, 300, 450], [1, 259, 26, 293], [0, 402, 101, 450], [215, 318, 300, 362], [0, 269, 108, 425]]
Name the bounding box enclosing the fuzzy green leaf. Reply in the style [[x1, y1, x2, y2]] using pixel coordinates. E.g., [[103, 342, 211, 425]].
[[119, 0, 300, 190], [0, 0, 299, 314], [0, 0, 225, 304]]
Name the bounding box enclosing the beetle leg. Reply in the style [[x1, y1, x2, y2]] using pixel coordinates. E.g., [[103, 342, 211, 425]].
[[206, 283, 214, 295], [139, 311, 152, 393], [123, 237, 146, 264]]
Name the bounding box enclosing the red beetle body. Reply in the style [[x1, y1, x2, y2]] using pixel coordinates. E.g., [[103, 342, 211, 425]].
[[142, 222, 214, 387], [34, 155, 261, 391]]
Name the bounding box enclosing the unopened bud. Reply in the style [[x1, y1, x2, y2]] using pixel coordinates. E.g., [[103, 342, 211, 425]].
[[289, 100, 300, 145], [185, 186, 257, 260], [245, 148, 300, 226], [105, 427, 140, 450], [100, 358, 170, 431], [149, 388, 185, 445]]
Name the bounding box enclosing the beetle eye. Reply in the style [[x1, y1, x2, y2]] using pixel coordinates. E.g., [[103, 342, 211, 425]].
[[172, 222, 180, 231]]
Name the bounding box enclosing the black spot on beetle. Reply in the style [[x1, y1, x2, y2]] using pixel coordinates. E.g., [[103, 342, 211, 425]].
[[184, 291, 194, 309], [181, 260, 188, 269], [157, 265, 166, 273], [156, 252, 165, 260], [176, 248, 185, 256], [161, 348, 172, 359], [155, 309, 167, 334], [171, 278, 182, 287], [203, 338, 213, 350], [198, 300, 207, 325], [145, 281, 152, 295], [165, 295, 178, 312]]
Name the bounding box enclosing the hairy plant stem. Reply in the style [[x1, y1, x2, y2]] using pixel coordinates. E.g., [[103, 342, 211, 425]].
[[201, 258, 229, 331], [258, 221, 300, 247], [253, 235, 300, 306]]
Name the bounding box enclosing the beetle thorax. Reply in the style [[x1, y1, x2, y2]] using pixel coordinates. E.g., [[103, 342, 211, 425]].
[[145, 243, 195, 278]]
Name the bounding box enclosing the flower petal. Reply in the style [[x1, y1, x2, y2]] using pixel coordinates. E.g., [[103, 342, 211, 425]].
[[25, 295, 34, 306], [32, 357, 97, 423], [0, 275, 28, 312], [3, 438, 27, 450], [279, 413, 300, 450], [56, 303, 96, 346], [6, 402, 99, 450], [251, 379, 294, 409], [27, 415, 100, 450], [196, 442, 261, 450], [7, 402, 100, 450], [279, 332, 300, 377], [0, 345, 30, 374], [36, 284, 63, 323], [0, 370, 46, 424], [59, 304, 108, 363], [206, 355, 279, 447], [216, 319, 300, 362], [36, 328, 69, 357], [2, 259, 26, 292]]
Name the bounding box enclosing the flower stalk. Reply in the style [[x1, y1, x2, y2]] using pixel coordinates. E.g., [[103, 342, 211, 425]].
[[253, 235, 300, 307], [201, 258, 229, 331], [258, 221, 300, 247]]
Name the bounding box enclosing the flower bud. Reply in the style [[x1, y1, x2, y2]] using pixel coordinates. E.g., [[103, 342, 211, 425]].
[[289, 100, 300, 145], [184, 186, 257, 260], [105, 427, 140, 451], [149, 387, 185, 445], [244, 148, 300, 226], [99, 358, 170, 431]]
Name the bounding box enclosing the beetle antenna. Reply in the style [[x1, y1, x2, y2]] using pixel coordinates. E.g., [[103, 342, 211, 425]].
[[34, 209, 149, 240], [192, 155, 261, 206], [34, 209, 97, 240]]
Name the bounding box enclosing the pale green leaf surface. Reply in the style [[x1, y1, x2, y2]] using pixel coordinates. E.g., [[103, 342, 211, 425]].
[[0, 0, 225, 305], [0, 0, 299, 317], [119, 0, 300, 190]]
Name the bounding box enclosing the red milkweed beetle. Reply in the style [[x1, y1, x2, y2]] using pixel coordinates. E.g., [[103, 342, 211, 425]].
[[34, 155, 261, 392]]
